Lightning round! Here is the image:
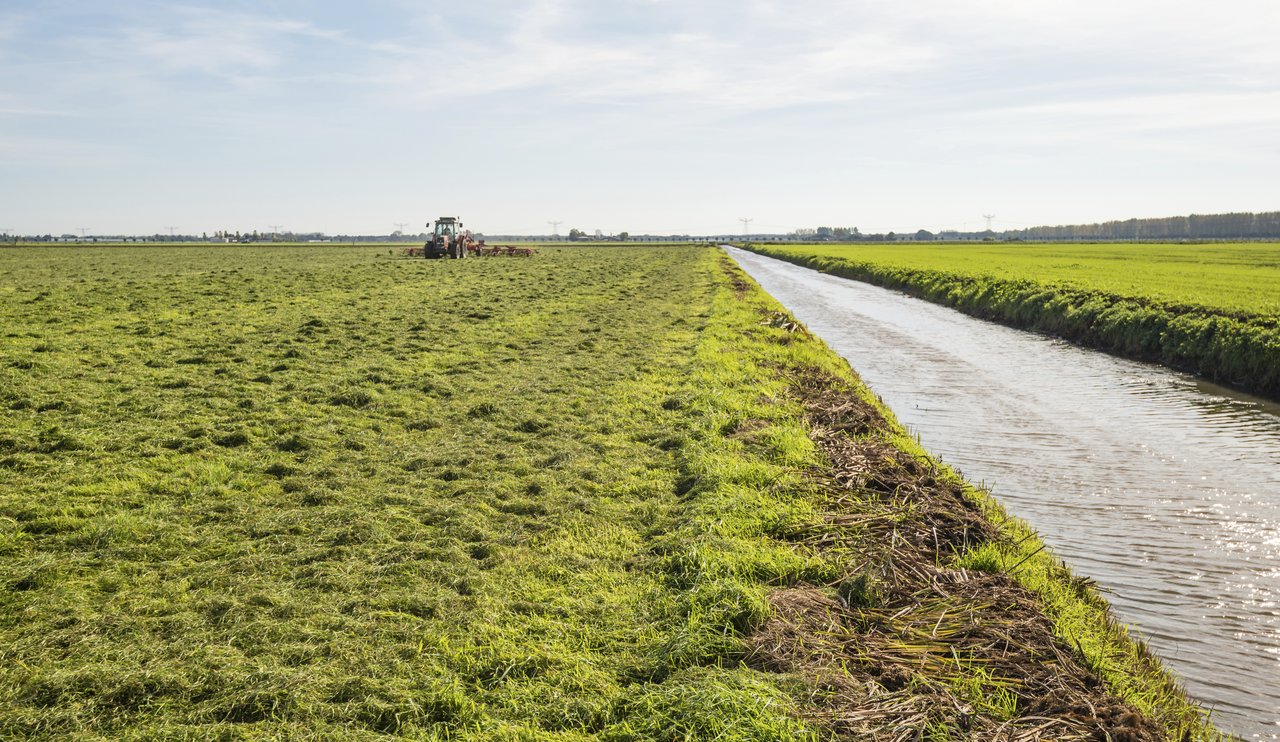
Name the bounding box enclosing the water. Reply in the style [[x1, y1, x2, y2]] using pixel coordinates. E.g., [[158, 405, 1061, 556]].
[[726, 247, 1280, 739]]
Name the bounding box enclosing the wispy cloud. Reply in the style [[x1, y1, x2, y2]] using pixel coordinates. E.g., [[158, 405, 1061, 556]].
[[0, 133, 125, 167], [53, 10, 343, 99], [0, 103, 80, 118], [971, 92, 1280, 134], [0, 9, 26, 38], [363, 0, 945, 114]]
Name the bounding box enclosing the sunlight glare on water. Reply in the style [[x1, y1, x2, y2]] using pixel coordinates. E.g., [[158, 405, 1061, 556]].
[[727, 247, 1280, 740]]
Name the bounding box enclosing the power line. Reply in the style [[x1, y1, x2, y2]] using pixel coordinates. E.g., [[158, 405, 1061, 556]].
[[164, 226, 177, 238], [738, 217, 753, 236], [547, 220, 562, 236], [983, 213, 996, 231], [76, 227, 88, 242], [268, 225, 284, 241], [393, 222, 409, 235]]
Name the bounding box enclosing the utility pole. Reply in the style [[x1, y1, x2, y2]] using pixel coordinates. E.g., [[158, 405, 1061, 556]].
[[77, 227, 88, 242], [165, 226, 177, 239], [738, 217, 753, 236], [547, 220, 562, 237], [394, 222, 409, 238], [983, 214, 996, 232], [268, 225, 284, 242]]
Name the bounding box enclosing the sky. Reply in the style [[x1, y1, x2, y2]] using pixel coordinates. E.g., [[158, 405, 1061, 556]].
[[1, 0, 1278, 236]]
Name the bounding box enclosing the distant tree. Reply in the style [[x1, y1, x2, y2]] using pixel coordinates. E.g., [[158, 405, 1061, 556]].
[[567, 228, 584, 241], [1004, 210, 1280, 241], [618, 232, 629, 241], [915, 229, 934, 241]]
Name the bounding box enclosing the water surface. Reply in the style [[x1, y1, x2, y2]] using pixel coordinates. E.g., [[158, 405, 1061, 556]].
[[727, 247, 1280, 739]]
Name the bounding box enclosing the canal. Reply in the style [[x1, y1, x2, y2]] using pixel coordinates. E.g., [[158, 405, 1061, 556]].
[[727, 247, 1280, 739]]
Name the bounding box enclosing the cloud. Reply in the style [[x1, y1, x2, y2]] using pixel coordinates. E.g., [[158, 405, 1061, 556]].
[[928, 90, 1280, 165], [15, 1, 1278, 124], [115, 8, 345, 81], [351, 0, 1280, 134], [971, 92, 1280, 134], [0, 133, 125, 167], [0, 10, 26, 39], [361, 0, 945, 116], [0, 103, 79, 117]]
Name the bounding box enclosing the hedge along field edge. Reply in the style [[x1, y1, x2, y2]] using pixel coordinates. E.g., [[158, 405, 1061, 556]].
[[739, 244, 1280, 401]]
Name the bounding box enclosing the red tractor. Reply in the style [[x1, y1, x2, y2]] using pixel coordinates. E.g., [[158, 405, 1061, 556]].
[[421, 217, 475, 259], [404, 217, 537, 259]]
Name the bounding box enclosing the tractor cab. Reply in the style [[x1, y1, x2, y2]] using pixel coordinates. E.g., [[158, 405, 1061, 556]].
[[432, 218, 461, 239]]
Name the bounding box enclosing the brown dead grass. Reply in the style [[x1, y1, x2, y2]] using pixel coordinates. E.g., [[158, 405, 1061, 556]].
[[721, 256, 753, 297]]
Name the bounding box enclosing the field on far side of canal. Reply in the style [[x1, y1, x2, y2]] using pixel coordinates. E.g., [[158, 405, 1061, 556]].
[[753, 242, 1280, 317], [0, 245, 1218, 739], [746, 242, 1280, 398]]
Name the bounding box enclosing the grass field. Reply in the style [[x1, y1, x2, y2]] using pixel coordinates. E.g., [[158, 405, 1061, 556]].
[[745, 242, 1280, 399], [0, 245, 1217, 739], [754, 242, 1280, 317]]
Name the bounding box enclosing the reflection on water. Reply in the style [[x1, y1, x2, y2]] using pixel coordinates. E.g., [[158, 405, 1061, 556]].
[[728, 247, 1280, 740]]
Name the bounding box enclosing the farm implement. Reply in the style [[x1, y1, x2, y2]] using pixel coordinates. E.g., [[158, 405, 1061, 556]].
[[404, 217, 537, 259]]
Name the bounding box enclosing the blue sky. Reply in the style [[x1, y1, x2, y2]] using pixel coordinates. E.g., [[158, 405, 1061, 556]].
[[2, 0, 1277, 236]]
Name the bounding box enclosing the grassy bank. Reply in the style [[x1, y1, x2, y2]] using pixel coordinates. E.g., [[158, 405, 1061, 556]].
[[0, 245, 1216, 738], [742, 242, 1280, 400]]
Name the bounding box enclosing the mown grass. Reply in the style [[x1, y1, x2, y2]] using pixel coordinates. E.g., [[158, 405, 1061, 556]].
[[0, 245, 807, 739], [744, 242, 1280, 399], [0, 244, 1218, 739]]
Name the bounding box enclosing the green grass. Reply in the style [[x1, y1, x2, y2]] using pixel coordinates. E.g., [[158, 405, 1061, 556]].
[[754, 242, 1280, 317], [744, 242, 1280, 399], [0, 245, 1218, 739], [0, 245, 828, 739]]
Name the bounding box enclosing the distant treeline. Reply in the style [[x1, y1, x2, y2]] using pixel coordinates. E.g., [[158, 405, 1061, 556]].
[[1005, 211, 1280, 241]]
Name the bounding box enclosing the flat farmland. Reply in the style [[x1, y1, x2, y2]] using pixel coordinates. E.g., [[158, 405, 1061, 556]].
[[0, 246, 737, 738], [0, 245, 1215, 739]]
